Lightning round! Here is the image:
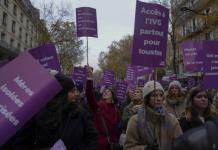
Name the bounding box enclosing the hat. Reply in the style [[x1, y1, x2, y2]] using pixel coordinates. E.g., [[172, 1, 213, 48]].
[[169, 80, 182, 90], [55, 73, 75, 94], [143, 80, 164, 99], [75, 81, 84, 93]]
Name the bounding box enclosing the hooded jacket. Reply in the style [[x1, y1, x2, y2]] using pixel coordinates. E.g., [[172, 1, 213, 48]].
[[164, 93, 186, 119]]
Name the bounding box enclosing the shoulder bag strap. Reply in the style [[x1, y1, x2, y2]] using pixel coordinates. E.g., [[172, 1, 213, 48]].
[[98, 109, 111, 143]]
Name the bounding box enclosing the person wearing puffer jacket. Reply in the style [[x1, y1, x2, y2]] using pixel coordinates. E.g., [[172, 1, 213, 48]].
[[164, 80, 186, 119], [124, 80, 182, 150]]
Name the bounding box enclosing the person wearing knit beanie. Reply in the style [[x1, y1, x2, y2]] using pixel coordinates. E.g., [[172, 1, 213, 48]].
[[143, 80, 164, 100], [124, 80, 182, 150], [54, 73, 76, 96], [165, 80, 186, 119]]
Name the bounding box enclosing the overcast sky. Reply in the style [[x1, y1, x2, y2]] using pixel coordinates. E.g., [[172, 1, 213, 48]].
[[31, 0, 151, 70]]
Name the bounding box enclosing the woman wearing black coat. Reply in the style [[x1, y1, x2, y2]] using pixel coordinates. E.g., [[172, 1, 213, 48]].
[[2, 73, 98, 150], [179, 86, 216, 132]]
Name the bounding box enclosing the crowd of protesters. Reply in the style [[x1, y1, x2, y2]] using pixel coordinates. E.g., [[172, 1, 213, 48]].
[[1, 66, 218, 150]]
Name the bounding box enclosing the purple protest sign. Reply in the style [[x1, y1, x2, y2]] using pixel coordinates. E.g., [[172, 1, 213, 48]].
[[102, 70, 115, 88], [187, 77, 196, 89], [76, 7, 98, 37], [169, 74, 177, 80], [136, 66, 152, 77], [204, 41, 218, 72], [28, 43, 61, 72], [137, 79, 146, 88], [203, 41, 218, 89], [125, 65, 137, 83], [0, 59, 9, 68], [0, 52, 62, 145], [72, 67, 87, 84], [181, 41, 204, 72], [115, 81, 128, 102], [131, 1, 169, 67]]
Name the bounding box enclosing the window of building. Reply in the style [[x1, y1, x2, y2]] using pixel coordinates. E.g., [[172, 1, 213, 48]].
[[19, 27, 22, 39], [1, 32, 6, 41], [13, 4, 17, 16], [182, 25, 186, 36], [192, 18, 196, 32], [20, 13, 23, 23], [2, 12, 7, 26], [205, 8, 211, 15], [17, 43, 21, 49], [25, 33, 28, 44], [4, 0, 9, 7], [10, 38, 14, 46], [12, 21, 16, 33], [26, 19, 29, 29], [205, 32, 213, 40]]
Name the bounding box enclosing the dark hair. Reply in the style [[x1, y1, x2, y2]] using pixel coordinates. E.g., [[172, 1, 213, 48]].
[[55, 73, 76, 94], [103, 88, 118, 104], [186, 86, 212, 118]]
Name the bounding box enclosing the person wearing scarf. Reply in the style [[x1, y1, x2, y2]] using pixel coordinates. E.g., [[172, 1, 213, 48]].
[[124, 80, 182, 150]]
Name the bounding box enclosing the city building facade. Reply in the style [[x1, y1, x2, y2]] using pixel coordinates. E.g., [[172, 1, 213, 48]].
[[0, 0, 48, 59], [170, 0, 218, 73]]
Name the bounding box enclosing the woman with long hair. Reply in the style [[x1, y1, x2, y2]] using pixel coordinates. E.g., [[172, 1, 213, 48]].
[[165, 80, 186, 119], [179, 86, 216, 132], [86, 66, 121, 150], [7, 73, 98, 150]]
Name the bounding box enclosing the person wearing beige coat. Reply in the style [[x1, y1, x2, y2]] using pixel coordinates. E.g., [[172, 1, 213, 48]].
[[124, 81, 183, 150], [164, 80, 186, 119]]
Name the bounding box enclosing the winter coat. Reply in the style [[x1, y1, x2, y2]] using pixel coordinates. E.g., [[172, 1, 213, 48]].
[[4, 102, 98, 150], [86, 79, 121, 150], [173, 118, 218, 150], [179, 115, 215, 132], [124, 106, 182, 150], [122, 102, 135, 132], [164, 94, 186, 119]]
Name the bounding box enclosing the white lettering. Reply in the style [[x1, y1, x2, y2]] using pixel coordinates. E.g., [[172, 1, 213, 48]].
[[0, 84, 24, 107], [139, 49, 162, 56], [139, 29, 164, 37], [0, 104, 19, 126], [14, 76, 34, 96], [144, 40, 160, 46], [141, 7, 162, 17], [145, 18, 162, 26], [40, 56, 54, 62]]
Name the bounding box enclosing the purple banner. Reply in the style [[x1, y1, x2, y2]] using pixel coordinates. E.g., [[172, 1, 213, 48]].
[[136, 66, 152, 77], [76, 7, 98, 37], [115, 81, 128, 102], [131, 1, 169, 67], [187, 77, 196, 89], [181, 41, 204, 72], [203, 41, 218, 89], [28, 43, 61, 72], [102, 70, 115, 88], [137, 79, 146, 87], [72, 67, 87, 84], [169, 74, 177, 80], [125, 65, 137, 83], [0, 52, 62, 145], [0, 59, 9, 68]]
